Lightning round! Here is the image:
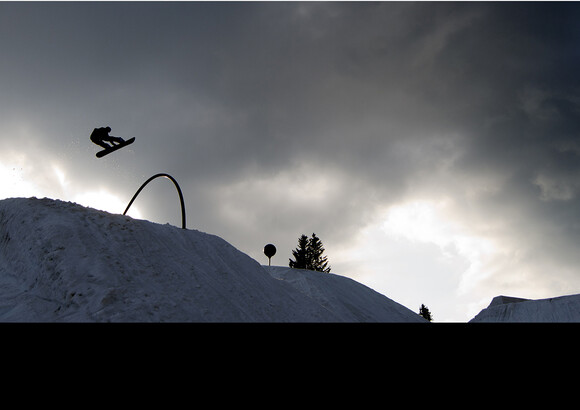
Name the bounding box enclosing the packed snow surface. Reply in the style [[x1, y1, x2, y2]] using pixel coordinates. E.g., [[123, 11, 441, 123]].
[[0, 197, 425, 322], [470, 293, 580, 322], [267, 266, 425, 322]]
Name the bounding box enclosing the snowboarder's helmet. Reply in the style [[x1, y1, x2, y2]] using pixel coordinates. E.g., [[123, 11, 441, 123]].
[[105, 126, 111, 132]]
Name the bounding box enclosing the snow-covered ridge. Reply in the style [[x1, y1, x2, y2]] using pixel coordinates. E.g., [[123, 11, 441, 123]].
[[0, 197, 425, 322], [470, 293, 580, 322]]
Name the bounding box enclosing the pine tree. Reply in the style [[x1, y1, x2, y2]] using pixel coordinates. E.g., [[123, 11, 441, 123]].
[[419, 304, 433, 322], [307, 233, 331, 273], [289, 233, 331, 273], [289, 234, 309, 269]]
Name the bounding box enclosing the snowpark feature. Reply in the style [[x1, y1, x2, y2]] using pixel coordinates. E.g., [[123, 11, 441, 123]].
[[0, 197, 426, 322], [470, 294, 580, 322]]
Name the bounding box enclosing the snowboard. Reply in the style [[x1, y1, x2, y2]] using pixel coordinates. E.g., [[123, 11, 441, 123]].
[[96, 137, 135, 158]]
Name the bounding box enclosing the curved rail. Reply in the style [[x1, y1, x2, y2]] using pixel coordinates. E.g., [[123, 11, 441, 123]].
[[123, 173, 186, 229]]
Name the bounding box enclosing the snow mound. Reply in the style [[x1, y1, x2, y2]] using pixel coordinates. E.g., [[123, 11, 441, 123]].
[[487, 295, 529, 307], [266, 266, 426, 322], [470, 293, 580, 322], [0, 197, 424, 322]]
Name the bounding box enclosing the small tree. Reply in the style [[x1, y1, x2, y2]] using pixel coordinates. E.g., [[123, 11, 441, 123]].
[[308, 233, 331, 273], [289, 233, 331, 273], [419, 304, 433, 322], [289, 234, 309, 270]]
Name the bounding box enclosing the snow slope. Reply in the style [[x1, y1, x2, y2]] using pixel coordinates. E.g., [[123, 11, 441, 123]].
[[266, 266, 426, 322], [0, 197, 424, 322], [470, 294, 580, 322]]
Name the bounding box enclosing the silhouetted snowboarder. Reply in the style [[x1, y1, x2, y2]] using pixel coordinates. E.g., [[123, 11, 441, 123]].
[[90, 126, 135, 158]]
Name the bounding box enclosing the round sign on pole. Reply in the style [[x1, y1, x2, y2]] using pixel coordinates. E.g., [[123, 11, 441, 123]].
[[264, 244, 276, 266]]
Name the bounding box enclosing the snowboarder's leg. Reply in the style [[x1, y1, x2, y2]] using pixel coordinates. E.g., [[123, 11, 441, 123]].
[[90, 135, 112, 149], [103, 136, 125, 145], [95, 140, 112, 149]]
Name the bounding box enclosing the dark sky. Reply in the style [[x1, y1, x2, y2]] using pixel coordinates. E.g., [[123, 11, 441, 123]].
[[2, 2, 580, 320]]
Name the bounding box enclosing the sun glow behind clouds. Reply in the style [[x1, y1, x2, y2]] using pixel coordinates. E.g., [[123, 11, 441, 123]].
[[335, 198, 509, 321], [0, 157, 142, 220], [383, 200, 456, 247], [0, 157, 47, 199], [383, 200, 494, 255], [382, 199, 498, 291], [73, 190, 142, 219]]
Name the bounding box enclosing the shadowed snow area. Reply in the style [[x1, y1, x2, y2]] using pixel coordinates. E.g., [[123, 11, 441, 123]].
[[0, 197, 425, 322]]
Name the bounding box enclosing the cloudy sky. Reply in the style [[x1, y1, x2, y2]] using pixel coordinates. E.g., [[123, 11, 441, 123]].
[[2, 2, 580, 321]]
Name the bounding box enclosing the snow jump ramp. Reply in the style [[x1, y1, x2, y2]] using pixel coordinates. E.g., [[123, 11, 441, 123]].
[[0, 197, 425, 322]]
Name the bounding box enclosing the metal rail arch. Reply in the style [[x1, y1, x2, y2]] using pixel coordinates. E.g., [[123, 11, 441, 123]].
[[123, 173, 186, 229]]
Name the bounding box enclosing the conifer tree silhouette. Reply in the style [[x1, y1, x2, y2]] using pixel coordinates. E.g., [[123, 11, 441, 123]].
[[308, 233, 331, 273], [289, 234, 309, 270], [289, 233, 331, 273], [419, 304, 433, 321]]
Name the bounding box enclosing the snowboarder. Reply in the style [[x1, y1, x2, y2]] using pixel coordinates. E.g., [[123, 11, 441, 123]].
[[90, 126, 135, 158], [90, 126, 125, 149]]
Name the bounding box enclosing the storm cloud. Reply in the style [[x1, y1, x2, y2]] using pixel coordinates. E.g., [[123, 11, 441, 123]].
[[1, 2, 580, 320]]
